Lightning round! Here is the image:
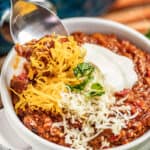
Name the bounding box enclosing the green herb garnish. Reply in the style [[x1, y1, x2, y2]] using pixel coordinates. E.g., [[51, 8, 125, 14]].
[[145, 30, 150, 39], [69, 62, 94, 91], [73, 62, 94, 78], [68, 76, 93, 91], [91, 83, 103, 90], [88, 90, 105, 97], [68, 63, 105, 98], [87, 82, 105, 97]]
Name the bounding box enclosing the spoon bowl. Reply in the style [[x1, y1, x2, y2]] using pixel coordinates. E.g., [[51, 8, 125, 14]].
[[10, 0, 68, 44]]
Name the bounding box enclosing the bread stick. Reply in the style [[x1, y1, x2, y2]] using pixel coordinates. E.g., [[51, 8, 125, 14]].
[[111, 0, 150, 10], [103, 5, 150, 23]]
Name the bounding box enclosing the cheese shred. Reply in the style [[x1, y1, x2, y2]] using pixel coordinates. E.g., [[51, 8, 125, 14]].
[[13, 35, 86, 114]]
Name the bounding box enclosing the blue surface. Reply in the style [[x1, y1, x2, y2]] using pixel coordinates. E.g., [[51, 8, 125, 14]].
[[51, 0, 114, 18], [0, 1, 10, 20], [0, 0, 12, 56]]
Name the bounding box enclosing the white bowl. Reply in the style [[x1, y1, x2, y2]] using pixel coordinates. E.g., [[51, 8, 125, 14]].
[[0, 18, 150, 150]]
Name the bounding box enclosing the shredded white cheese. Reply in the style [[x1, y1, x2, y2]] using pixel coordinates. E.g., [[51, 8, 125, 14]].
[[59, 88, 138, 150]]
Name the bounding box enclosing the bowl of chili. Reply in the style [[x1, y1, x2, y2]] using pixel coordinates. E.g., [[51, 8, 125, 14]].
[[0, 17, 150, 150]]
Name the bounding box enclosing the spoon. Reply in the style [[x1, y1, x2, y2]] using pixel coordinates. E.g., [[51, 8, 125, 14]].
[[10, 0, 68, 44]]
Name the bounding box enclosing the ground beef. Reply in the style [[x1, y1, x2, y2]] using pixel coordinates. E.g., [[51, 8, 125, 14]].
[[11, 72, 28, 93]]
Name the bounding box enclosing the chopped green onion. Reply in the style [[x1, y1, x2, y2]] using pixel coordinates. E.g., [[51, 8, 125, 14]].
[[73, 62, 94, 78], [145, 30, 150, 39], [91, 83, 103, 90], [68, 76, 93, 92], [88, 90, 105, 97], [68, 63, 105, 98], [86, 82, 105, 98]]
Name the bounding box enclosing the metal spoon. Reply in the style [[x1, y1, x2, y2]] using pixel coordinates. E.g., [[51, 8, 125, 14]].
[[10, 0, 68, 44]]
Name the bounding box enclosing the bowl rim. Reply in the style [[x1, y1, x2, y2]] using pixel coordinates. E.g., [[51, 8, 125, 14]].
[[0, 17, 150, 150]]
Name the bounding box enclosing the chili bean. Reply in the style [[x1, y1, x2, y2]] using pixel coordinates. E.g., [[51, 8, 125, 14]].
[[23, 115, 37, 129], [115, 89, 129, 97], [37, 126, 45, 134], [11, 73, 28, 93], [147, 69, 150, 77], [43, 117, 52, 131], [50, 127, 64, 137]]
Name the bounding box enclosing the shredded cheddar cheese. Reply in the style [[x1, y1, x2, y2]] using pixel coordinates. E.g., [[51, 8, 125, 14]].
[[13, 35, 86, 114], [13, 55, 20, 69]]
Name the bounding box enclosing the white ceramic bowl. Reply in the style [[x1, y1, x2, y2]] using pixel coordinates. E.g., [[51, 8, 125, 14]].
[[0, 18, 150, 150]]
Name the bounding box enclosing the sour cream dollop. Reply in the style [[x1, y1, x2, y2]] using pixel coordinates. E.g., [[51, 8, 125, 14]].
[[83, 43, 138, 91]]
